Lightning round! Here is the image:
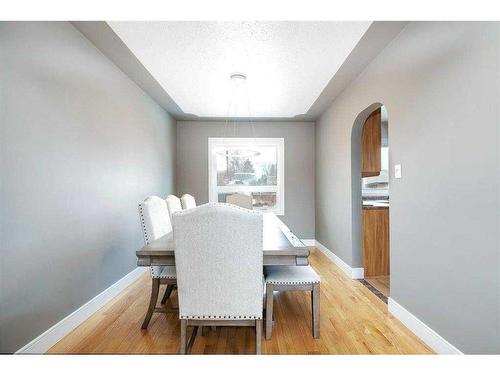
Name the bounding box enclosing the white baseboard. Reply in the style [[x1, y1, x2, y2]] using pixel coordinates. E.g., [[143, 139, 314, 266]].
[[307, 238, 462, 354], [350, 266, 365, 279], [14, 242, 462, 355], [15, 267, 148, 354], [388, 298, 463, 354], [312, 240, 364, 279], [301, 239, 316, 247]]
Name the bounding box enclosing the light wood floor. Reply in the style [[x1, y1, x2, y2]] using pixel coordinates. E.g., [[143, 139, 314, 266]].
[[48, 249, 432, 354], [365, 276, 390, 298]]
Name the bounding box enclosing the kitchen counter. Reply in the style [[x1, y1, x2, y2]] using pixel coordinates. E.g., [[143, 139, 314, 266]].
[[363, 205, 389, 209], [362, 199, 389, 209]]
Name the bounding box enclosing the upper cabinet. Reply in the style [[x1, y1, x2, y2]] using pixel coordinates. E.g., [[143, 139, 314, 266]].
[[361, 108, 381, 177]]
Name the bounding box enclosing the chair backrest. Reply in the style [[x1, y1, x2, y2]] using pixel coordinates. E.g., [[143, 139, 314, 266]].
[[180, 194, 196, 210], [172, 203, 263, 320], [166, 194, 183, 219], [138, 196, 172, 245], [226, 193, 253, 210]]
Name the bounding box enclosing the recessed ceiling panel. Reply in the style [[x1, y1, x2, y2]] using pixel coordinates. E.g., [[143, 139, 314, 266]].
[[108, 21, 371, 118]]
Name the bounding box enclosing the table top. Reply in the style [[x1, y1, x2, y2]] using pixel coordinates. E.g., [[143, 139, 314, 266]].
[[136, 212, 309, 259]]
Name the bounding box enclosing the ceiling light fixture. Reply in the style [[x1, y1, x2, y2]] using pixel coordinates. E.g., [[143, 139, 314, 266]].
[[215, 72, 260, 158], [230, 72, 247, 85]]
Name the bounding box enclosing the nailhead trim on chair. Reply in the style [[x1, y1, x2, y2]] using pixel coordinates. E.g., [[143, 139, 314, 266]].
[[180, 315, 262, 320], [138, 202, 177, 279], [266, 280, 320, 285], [138, 204, 154, 276], [138, 204, 151, 245], [158, 275, 177, 279]]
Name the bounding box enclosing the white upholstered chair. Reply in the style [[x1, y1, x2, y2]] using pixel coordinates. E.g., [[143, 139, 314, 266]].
[[264, 265, 320, 339], [166, 194, 182, 219], [180, 194, 196, 210], [138, 196, 177, 329], [226, 193, 253, 210], [172, 203, 264, 354]]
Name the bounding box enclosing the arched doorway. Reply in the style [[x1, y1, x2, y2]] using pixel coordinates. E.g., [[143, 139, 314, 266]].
[[351, 103, 390, 301]]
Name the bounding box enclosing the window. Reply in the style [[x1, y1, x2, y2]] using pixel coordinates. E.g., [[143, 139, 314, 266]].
[[208, 138, 285, 215]]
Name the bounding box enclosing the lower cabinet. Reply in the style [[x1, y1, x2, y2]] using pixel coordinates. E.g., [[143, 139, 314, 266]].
[[362, 207, 389, 277]]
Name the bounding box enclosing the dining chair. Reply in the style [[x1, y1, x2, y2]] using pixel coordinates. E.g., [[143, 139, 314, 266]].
[[264, 265, 320, 340], [180, 194, 196, 210], [172, 203, 264, 354], [226, 193, 253, 210], [138, 196, 177, 329], [166, 194, 182, 219]]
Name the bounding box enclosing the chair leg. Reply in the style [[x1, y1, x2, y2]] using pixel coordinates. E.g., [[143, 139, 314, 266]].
[[180, 319, 187, 354], [141, 278, 160, 329], [161, 284, 174, 305], [311, 283, 320, 339], [255, 319, 262, 354], [265, 284, 274, 340]]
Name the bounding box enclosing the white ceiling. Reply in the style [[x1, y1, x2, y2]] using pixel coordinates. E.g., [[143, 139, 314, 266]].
[[108, 21, 371, 118]]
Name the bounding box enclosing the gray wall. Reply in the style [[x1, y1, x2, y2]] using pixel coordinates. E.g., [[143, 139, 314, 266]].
[[176, 121, 315, 239], [315, 22, 499, 353], [0, 22, 177, 353]]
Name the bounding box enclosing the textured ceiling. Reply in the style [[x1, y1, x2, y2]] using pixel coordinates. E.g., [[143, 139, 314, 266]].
[[108, 21, 371, 118]]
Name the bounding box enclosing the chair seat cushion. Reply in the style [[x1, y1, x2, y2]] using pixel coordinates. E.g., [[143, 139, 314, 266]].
[[150, 266, 177, 279], [264, 265, 320, 285]]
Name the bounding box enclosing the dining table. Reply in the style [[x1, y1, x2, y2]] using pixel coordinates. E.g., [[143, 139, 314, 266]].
[[136, 212, 310, 267]]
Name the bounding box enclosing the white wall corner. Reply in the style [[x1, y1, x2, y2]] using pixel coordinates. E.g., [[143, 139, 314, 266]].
[[388, 298, 463, 355], [313, 240, 364, 279], [15, 267, 148, 354]]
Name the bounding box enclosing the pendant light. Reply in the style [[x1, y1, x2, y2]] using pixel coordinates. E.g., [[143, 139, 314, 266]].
[[215, 73, 260, 158]]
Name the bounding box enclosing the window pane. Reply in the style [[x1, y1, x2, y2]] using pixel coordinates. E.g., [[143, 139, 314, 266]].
[[215, 145, 277, 186], [218, 192, 277, 210], [218, 193, 229, 203], [251, 192, 277, 209], [209, 138, 284, 215]]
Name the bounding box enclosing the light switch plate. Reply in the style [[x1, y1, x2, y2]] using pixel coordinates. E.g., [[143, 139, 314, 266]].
[[395, 164, 402, 179]]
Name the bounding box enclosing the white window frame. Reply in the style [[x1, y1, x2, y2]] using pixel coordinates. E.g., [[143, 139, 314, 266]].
[[208, 137, 285, 215]]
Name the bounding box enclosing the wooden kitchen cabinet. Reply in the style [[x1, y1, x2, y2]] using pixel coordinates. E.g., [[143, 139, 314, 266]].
[[362, 207, 389, 277], [361, 108, 381, 177]]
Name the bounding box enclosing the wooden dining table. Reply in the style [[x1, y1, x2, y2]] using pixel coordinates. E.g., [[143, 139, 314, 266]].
[[136, 212, 310, 267]]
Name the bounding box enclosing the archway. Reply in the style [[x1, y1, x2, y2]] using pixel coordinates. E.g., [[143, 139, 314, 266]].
[[351, 103, 390, 300]]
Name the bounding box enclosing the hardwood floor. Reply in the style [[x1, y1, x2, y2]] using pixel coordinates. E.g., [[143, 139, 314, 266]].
[[48, 249, 432, 354], [365, 276, 390, 298]]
